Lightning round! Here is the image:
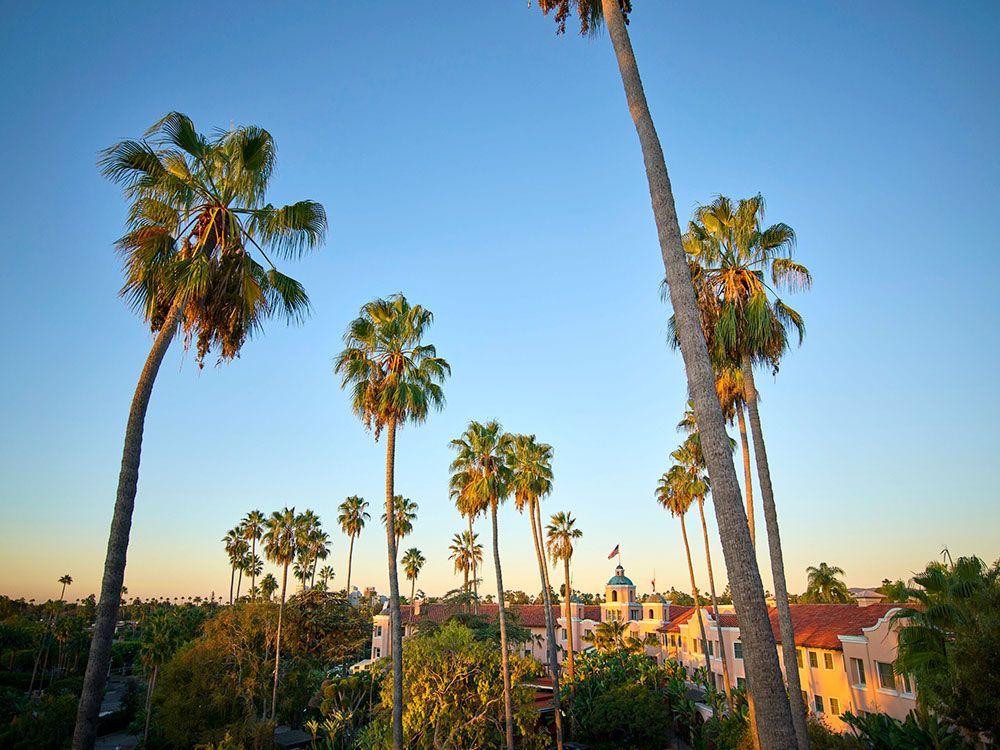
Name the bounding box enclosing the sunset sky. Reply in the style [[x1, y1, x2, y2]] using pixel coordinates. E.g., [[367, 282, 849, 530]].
[[1, 1, 998, 603]]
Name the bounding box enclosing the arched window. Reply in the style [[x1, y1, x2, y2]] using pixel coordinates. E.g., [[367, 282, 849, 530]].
[[649, 609, 654, 620], [611, 590, 618, 602]]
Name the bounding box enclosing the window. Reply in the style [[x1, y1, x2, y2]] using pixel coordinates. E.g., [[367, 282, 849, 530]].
[[829, 697, 841, 716], [814, 695, 824, 714], [801, 690, 808, 706], [561, 628, 567, 640], [796, 649, 804, 668], [901, 673, 913, 694], [649, 609, 654, 619], [707, 640, 714, 657], [584, 628, 592, 638], [373, 647, 381, 658], [824, 652, 834, 670], [850, 657, 867, 687], [374, 625, 382, 637], [524, 648, 532, 657], [611, 591, 618, 602], [808, 651, 819, 669], [737, 676, 747, 689], [876, 661, 896, 691], [733, 641, 743, 660]]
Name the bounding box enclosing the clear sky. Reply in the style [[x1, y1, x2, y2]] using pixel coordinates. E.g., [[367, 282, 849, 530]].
[[1, 2, 998, 604]]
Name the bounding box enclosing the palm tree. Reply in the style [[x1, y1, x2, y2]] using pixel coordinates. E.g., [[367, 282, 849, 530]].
[[241, 511, 266, 600], [507, 434, 564, 749], [450, 420, 516, 750], [656, 467, 712, 670], [338, 496, 369, 595], [672, 435, 734, 709], [264, 507, 304, 719], [243, 554, 263, 599], [308, 529, 331, 588], [260, 573, 279, 602], [381, 496, 417, 549], [75, 113, 326, 750], [584, 619, 628, 653], [682, 194, 811, 746], [448, 531, 482, 607], [334, 294, 450, 750], [533, 9, 796, 747], [401, 548, 426, 614], [317, 565, 335, 592], [546, 512, 582, 686], [139, 612, 181, 745], [222, 528, 247, 605], [58, 575, 73, 603], [803, 563, 850, 603]]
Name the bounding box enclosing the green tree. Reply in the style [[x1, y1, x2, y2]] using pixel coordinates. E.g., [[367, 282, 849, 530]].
[[334, 294, 449, 750], [75, 113, 325, 750], [507, 432, 564, 748], [317, 566, 335, 592], [534, 8, 796, 747], [222, 528, 248, 605], [259, 573, 278, 602], [139, 610, 185, 745], [401, 548, 426, 611], [263, 507, 304, 718], [241, 511, 266, 601], [680, 193, 812, 747], [58, 575, 73, 603], [450, 420, 516, 750], [802, 563, 851, 604], [382, 496, 418, 549], [448, 531, 482, 609], [337, 496, 369, 595], [546, 511, 582, 685]]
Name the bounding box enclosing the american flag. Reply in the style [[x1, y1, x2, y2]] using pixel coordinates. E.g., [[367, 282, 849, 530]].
[[608, 544, 619, 560]]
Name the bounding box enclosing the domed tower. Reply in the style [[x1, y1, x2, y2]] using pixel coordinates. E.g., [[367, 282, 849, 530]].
[[601, 564, 640, 623]]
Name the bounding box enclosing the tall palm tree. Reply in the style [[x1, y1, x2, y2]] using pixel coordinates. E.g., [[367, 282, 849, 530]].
[[656, 467, 712, 671], [672, 435, 734, 709], [317, 565, 335, 592], [507, 434, 564, 749], [260, 573, 279, 602], [307, 529, 331, 588], [381, 496, 417, 549], [222, 528, 247, 605], [58, 575, 73, 603], [75, 113, 326, 750], [337, 496, 369, 595], [450, 420, 516, 750], [241, 511, 266, 600], [334, 294, 449, 750], [243, 554, 263, 599], [803, 563, 850, 603], [533, 8, 796, 747], [401, 548, 426, 614], [682, 193, 812, 747], [263, 507, 304, 719], [139, 612, 181, 745], [546, 512, 582, 687], [447, 531, 481, 604]]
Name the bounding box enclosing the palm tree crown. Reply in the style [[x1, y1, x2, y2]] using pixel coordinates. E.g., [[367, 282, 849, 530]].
[[401, 548, 425, 583], [546, 511, 582, 565], [449, 421, 513, 517], [99, 112, 326, 365], [803, 563, 851, 603], [338, 496, 369, 537], [381, 496, 418, 544]]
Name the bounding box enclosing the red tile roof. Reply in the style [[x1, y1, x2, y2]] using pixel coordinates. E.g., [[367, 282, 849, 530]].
[[771, 604, 899, 650], [660, 606, 695, 633]]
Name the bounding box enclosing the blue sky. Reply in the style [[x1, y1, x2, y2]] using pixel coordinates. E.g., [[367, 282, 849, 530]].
[[1, 1, 998, 603]]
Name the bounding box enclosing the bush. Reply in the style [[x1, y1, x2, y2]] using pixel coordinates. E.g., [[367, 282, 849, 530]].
[[578, 681, 669, 749], [0, 693, 77, 749]]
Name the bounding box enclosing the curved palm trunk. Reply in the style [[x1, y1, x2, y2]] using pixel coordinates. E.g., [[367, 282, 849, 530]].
[[384, 418, 404, 750], [737, 406, 755, 546], [73, 299, 183, 750], [490, 502, 515, 750], [236, 567, 243, 600], [562, 556, 575, 685], [345, 533, 355, 595], [408, 576, 416, 624], [142, 664, 158, 745], [229, 565, 235, 605], [698, 497, 734, 708], [597, 3, 796, 746], [528, 501, 563, 749], [679, 513, 710, 671], [741, 358, 810, 749], [60, 583, 68, 602], [467, 514, 479, 614], [271, 561, 289, 719]]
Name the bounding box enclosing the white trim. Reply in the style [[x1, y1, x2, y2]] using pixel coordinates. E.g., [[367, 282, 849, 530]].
[[838, 634, 867, 644], [860, 607, 902, 635]]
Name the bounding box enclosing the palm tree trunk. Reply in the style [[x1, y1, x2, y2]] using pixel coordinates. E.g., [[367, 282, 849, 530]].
[[562, 556, 575, 685], [737, 405, 755, 547], [271, 561, 289, 720], [741, 357, 810, 749], [698, 497, 733, 709], [467, 513, 479, 615], [142, 664, 158, 745], [236, 567, 243, 601], [72, 298, 184, 750], [345, 533, 355, 596], [679, 513, 711, 671], [528, 501, 563, 750], [384, 417, 404, 750], [597, 4, 796, 746], [60, 583, 67, 602], [490, 502, 515, 750], [251, 538, 257, 601]]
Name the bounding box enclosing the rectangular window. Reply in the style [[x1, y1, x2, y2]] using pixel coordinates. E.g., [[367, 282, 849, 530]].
[[851, 657, 867, 687], [374, 626, 382, 637], [733, 641, 743, 660], [901, 673, 913, 694], [876, 661, 896, 690], [814, 695, 824, 714], [824, 652, 834, 670], [373, 647, 381, 658], [737, 676, 747, 689], [801, 690, 808, 706], [796, 649, 804, 668], [829, 697, 841, 715], [561, 629, 567, 640], [808, 651, 819, 669], [707, 640, 714, 657]]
